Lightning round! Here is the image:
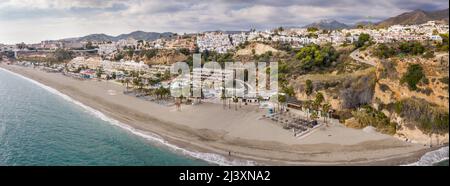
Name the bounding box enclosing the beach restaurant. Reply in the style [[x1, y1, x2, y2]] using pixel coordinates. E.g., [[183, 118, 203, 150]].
[[79, 69, 96, 79]]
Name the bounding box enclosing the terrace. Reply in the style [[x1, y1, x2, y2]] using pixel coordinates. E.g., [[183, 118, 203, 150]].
[[262, 111, 322, 137]]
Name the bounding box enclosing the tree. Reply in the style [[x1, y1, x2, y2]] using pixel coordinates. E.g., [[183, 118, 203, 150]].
[[438, 33, 449, 51], [355, 33, 371, 48], [221, 91, 227, 109], [178, 48, 190, 56], [96, 67, 103, 79], [399, 41, 424, 55], [295, 44, 339, 70], [123, 78, 131, 92], [304, 100, 312, 120], [307, 27, 318, 32], [322, 103, 331, 124], [374, 43, 395, 58], [132, 77, 142, 91], [314, 92, 324, 105], [282, 85, 295, 97], [278, 94, 287, 112], [310, 110, 319, 121], [305, 79, 313, 96]]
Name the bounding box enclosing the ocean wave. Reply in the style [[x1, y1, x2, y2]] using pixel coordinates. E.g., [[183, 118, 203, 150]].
[[0, 67, 256, 166], [404, 146, 449, 166]]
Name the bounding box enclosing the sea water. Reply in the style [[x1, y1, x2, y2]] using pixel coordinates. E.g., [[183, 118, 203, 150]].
[[0, 68, 209, 166]]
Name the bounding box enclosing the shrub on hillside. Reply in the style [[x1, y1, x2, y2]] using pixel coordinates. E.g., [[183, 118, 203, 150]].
[[400, 64, 426, 91], [393, 98, 449, 134]]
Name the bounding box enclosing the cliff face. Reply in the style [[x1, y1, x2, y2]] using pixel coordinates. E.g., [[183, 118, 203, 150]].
[[119, 49, 188, 65], [374, 54, 449, 109], [289, 50, 449, 145], [291, 67, 376, 111], [144, 50, 188, 65], [373, 53, 449, 145]]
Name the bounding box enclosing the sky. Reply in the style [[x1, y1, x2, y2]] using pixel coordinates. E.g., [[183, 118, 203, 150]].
[[0, 0, 448, 44]]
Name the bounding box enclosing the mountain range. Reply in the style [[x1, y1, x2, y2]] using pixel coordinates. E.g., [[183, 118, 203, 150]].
[[61, 31, 175, 42], [302, 19, 350, 30], [377, 8, 449, 27], [302, 8, 449, 30]]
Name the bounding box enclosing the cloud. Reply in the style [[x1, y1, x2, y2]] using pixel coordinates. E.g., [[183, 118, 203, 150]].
[[0, 0, 448, 44]]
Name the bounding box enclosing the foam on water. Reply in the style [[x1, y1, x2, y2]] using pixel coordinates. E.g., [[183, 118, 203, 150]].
[[0, 67, 255, 166], [404, 146, 449, 166]]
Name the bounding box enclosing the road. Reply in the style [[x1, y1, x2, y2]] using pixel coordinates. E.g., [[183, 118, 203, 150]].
[[349, 48, 377, 66]]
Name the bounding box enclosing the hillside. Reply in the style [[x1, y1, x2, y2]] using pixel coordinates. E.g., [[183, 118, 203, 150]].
[[235, 42, 282, 56], [377, 8, 449, 27]]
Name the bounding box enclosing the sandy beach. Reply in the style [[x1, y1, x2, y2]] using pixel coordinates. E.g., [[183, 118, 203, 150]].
[[0, 63, 435, 165]]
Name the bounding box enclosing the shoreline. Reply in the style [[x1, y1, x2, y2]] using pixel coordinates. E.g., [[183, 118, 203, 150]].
[[0, 63, 441, 165]]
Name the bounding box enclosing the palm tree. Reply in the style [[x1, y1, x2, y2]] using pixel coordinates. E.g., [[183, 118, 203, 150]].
[[123, 78, 131, 92], [238, 97, 242, 108], [257, 95, 263, 106], [233, 96, 238, 111], [154, 88, 161, 100], [179, 95, 185, 104], [278, 94, 287, 113], [310, 110, 319, 121], [132, 77, 140, 93], [220, 91, 226, 109], [304, 100, 312, 120], [96, 67, 103, 80], [322, 103, 331, 125], [314, 92, 324, 106]]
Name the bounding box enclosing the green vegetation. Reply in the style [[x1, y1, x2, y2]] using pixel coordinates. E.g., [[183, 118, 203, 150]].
[[354, 33, 372, 48], [307, 27, 318, 32], [373, 41, 428, 58], [398, 41, 425, 55], [400, 64, 426, 91], [437, 33, 449, 51], [392, 98, 449, 134], [351, 105, 397, 135], [54, 49, 74, 62], [114, 52, 124, 61], [439, 76, 449, 85], [305, 79, 313, 96], [141, 49, 158, 59], [373, 43, 395, 58], [295, 44, 339, 70], [254, 51, 273, 62], [201, 50, 234, 67], [178, 48, 191, 56], [96, 67, 103, 78], [85, 41, 97, 49], [272, 41, 292, 52], [422, 50, 435, 59]]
